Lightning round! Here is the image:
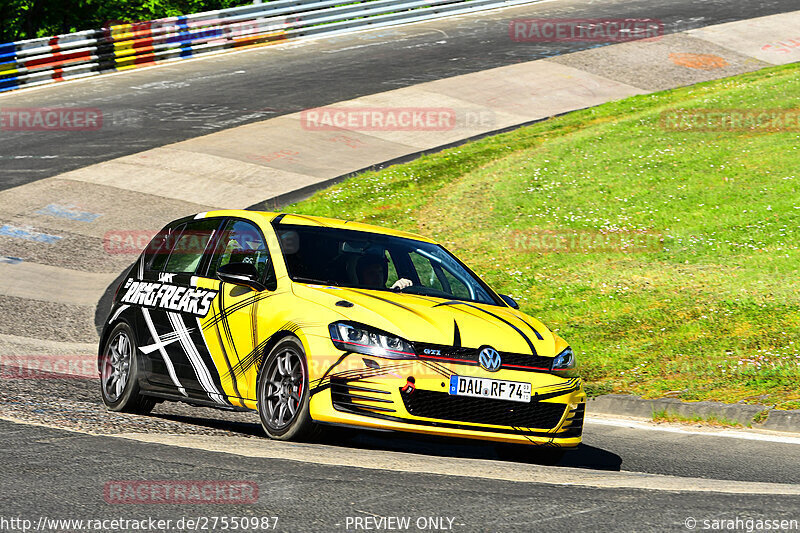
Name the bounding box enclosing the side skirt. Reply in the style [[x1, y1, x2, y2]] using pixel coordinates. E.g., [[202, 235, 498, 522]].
[[141, 391, 256, 412]]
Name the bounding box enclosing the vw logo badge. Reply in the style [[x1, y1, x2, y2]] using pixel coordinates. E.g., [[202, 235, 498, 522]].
[[478, 347, 502, 372]]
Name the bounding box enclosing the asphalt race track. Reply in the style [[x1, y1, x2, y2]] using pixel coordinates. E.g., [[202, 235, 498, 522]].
[[2, 377, 800, 532], [1, 0, 799, 190], [2, 0, 800, 531], [3, 421, 800, 533]]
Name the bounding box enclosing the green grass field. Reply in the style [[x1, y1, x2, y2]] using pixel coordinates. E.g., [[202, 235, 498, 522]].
[[289, 63, 800, 409]]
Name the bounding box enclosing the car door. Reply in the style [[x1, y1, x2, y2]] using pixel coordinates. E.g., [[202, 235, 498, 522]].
[[132, 217, 228, 404], [199, 218, 278, 405]]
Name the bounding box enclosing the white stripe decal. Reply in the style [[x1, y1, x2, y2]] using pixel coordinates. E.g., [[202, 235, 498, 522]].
[[196, 316, 234, 405], [138, 331, 183, 354], [168, 312, 227, 405], [140, 308, 187, 396], [194, 212, 207, 219], [137, 255, 144, 280]]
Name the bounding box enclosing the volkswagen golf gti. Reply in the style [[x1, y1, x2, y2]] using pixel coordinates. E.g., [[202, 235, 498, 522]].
[[99, 210, 585, 457]]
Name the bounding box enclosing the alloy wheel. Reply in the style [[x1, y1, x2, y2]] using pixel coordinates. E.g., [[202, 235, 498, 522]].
[[102, 331, 131, 402], [262, 347, 305, 430]]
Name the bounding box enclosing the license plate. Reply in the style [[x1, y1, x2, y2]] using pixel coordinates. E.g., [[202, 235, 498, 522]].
[[448, 375, 531, 403]]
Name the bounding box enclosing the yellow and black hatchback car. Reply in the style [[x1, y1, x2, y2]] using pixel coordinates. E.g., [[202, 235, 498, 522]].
[[99, 210, 585, 458]]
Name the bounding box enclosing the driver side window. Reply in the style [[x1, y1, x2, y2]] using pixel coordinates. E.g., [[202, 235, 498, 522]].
[[208, 219, 276, 289]]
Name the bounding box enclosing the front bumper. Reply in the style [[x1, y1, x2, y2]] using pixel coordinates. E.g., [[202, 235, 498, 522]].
[[308, 354, 586, 447]]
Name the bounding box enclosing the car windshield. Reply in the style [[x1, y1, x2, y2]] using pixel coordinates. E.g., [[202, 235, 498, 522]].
[[274, 224, 501, 306]]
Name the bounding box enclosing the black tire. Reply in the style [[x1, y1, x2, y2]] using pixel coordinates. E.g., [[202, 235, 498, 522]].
[[256, 337, 317, 441], [495, 443, 566, 465], [100, 322, 156, 414]]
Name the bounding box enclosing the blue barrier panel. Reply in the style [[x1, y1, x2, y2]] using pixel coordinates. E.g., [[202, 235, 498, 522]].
[[177, 17, 194, 58], [0, 42, 16, 60], [0, 76, 20, 92]]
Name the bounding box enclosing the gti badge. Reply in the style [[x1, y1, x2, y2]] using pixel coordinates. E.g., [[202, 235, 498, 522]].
[[478, 347, 501, 372]]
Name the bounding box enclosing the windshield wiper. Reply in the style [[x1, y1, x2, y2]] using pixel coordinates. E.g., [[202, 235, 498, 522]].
[[292, 277, 341, 286]]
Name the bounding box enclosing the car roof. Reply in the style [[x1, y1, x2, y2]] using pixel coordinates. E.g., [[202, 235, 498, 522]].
[[199, 210, 438, 244]]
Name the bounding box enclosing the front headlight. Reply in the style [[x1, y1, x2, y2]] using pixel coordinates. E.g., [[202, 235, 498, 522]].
[[551, 346, 576, 371], [329, 322, 416, 359]]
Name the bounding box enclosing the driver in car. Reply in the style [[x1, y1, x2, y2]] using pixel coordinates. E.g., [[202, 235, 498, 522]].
[[356, 254, 412, 290]]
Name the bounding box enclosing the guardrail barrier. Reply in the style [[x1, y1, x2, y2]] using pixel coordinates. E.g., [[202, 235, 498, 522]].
[[0, 0, 540, 93]]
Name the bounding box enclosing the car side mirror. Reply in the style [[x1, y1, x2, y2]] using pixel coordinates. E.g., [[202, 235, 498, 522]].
[[500, 294, 519, 309], [217, 262, 266, 292]]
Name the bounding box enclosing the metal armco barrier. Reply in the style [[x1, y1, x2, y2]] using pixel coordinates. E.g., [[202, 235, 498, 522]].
[[0, 0, 541, 93]]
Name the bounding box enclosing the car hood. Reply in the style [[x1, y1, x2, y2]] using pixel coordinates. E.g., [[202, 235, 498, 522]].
[[293, 283, 558, 357]]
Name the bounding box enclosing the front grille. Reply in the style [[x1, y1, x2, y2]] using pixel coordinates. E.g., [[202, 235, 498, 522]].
[[498, 351, 553, 370], [416, 344, 476, 362], [401, 389, 566, 429], [331, 378, 397, 413], [414, 343, 553, 371]]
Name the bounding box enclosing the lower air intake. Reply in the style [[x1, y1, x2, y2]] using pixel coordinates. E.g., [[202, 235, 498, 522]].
[[401, 389, 566, 429]]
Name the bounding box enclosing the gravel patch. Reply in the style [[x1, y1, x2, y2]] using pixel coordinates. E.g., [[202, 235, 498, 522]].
[[0, 369, 264, 438], [0, 295, 98, 343]]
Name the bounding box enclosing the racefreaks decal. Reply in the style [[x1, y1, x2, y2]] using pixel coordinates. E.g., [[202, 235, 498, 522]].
[[119, 278, 217, 317]]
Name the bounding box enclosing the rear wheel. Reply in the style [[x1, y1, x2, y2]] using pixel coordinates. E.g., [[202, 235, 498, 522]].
[[257, 337, 317, 441], [100, 322, 155, 414]]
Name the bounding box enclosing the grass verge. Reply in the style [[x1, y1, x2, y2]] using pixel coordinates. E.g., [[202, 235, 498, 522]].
[[652, 409, 746, 428], [289, 63, 800, 409]]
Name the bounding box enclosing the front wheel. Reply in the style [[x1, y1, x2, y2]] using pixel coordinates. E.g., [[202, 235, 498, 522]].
[[100, 322, 155, 414], [256, 337, 316, 441]]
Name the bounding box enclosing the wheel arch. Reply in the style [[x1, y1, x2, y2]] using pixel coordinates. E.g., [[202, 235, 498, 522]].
[[97, 307, 139, 372], [257, 328, 310, 374]]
